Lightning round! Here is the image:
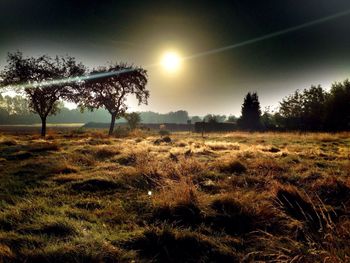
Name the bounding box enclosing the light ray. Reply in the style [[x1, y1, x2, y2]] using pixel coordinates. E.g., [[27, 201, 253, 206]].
[[183, 8, 350, 60], [1, 8, 350, 90]]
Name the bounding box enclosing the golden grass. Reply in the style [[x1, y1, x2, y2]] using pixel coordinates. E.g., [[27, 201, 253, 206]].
[[0, 130, 349, 262]]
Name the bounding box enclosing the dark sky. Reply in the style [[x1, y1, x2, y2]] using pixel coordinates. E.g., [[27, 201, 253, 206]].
[[1, 0, 350, 116]]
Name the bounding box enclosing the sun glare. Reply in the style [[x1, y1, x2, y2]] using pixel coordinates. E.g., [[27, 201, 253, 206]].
[[161, 51, 181, 72]]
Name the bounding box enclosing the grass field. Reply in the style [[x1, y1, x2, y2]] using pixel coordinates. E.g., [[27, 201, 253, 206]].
[[0, 124, 84, 135], [0, 130, 349, 262]]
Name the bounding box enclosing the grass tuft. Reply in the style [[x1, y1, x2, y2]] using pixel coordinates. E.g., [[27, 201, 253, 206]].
[[126, 227, 238, 262], [71, 178, 124, 192], [218, 159, 247, 175], [275, 186, 322, 230]]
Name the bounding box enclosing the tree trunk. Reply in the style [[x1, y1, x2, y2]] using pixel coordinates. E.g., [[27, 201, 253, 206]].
[[41, 117, 47, 137], [108, 113, 116, 136]]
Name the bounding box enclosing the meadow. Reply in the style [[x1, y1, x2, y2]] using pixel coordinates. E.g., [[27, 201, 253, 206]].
[[0, 130, 349, 262]]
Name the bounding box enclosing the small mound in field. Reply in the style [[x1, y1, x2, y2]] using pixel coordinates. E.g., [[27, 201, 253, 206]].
[[52, 165, 78, 174], [23, 242, 124, 263], [71, 178, 123, 192], [94, 147, 120, 159], [116, 154, 137, 166], [0, 140, 17, 146], [314, 179, 350, 207], [87, 138, 112, 145], [263, 146, 280, 153], [25, 221, 77, 238], [231, 176, 266, 190], [199, 179, 221, 194], [219, 160, 246, 175], [6, 152, 33, 161], [206, 197, 256, 234], [162, 136, 172, 143], [70, 154, 96, 167], [152, 202, 202, 227], [28, 143, 60, 152], [275, 187, 321, 229], [53, 174, 85, 184], [75, 200, 103, 210], [154, 136, 172, 145], [126, 227, 238, 263], [0, 244, 14, 262]]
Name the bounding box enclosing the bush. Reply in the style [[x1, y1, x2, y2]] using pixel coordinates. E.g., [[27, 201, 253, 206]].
[[159, 129, 170, 136]]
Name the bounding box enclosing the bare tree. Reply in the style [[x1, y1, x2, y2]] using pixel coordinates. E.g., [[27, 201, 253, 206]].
[[0, 52, 85, 136], [81, 63, 149, 135]]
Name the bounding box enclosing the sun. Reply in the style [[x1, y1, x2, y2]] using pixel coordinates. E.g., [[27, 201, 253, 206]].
[[161, 51, 181, 72]]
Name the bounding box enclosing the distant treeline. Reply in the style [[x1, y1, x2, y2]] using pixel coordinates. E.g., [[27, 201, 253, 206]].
[[261, 80, 350, 131], [0, 96, 234, 125], [0, 97, 203, 124], [0, 79, 349, 131]]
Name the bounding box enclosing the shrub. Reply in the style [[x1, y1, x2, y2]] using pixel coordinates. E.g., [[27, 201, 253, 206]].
[[159, 130, 170, 136]]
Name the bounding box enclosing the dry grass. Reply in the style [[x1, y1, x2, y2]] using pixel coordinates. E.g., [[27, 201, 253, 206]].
[[0, 130, 349, 262]]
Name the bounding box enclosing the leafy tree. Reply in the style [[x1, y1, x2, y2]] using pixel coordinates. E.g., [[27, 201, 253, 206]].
[[238, 92, 261, 130], [0, 52, 85, 136], [302, 85, 328, 130], [326, 79, 350, 131], [203, 114, 217, 123], [226, 115, 237, 123], [166, 110, 189, 123], [3, 95, 30, 116], [279, 90, 304, 130], [81, 63, 149, 135], [191, 116, 202, 123], [215, 115, 227, 123], [260, 107, 281, 130], [204, 114, 226, 123], [124, 112, 141, 130], [279, 85, 327, 131]]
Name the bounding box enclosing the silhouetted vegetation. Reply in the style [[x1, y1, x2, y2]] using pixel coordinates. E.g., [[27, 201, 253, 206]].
[[203, 114, 227, 123], [79, 63, 149, 135], [124, 112, 141, 130], [237, 92, 261, 131], [276, 80, 350, 131], [0, 52, 85, 136]]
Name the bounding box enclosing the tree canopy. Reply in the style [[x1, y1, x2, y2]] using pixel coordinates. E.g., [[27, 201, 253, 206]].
[[238, 92, 261, 130], [80, 63, 149, 135], [0, 52, 85, 136]]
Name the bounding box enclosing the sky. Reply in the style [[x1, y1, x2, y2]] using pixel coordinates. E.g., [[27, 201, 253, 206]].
[[0, 0, 350, 116]]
